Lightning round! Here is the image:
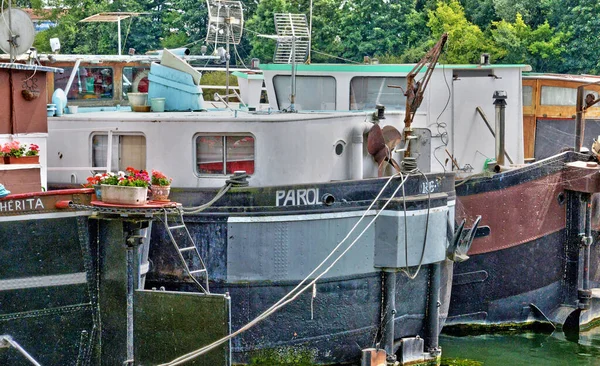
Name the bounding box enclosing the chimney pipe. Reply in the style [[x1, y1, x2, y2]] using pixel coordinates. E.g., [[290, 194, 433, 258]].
[[493, 90, 507, 166]]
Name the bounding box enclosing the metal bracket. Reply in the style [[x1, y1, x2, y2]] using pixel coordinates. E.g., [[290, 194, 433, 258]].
[[580, 234, 593, 247]]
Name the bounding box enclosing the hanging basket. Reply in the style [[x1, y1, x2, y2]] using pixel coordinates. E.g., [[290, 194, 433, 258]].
[[101, 185, 148, 205]]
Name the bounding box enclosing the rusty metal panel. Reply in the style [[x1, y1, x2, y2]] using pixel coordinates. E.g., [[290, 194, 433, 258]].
[[0, 167, 41, 194], [0, 68, 49, 134], [11, 69, 48, 133], [0, 71, 10, 134], [457, 172, 566, 255]]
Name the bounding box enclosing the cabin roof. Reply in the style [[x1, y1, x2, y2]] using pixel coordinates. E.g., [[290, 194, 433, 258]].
[[260, 63, 531, 73], [0, 63, 63, 73], [523, 72, 600, 84]]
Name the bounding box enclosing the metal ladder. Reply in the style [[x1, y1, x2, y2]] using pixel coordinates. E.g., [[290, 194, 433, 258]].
[[162, 209, 210, 293]]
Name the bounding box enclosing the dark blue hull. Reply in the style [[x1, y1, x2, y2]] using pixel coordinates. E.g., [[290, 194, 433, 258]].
[[146, 173, 455, 364]]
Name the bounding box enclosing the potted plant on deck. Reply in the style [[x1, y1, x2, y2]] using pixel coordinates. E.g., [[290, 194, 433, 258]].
[[100, 167, 150, 205], [1, 141, 40, 164], [150, 169, 172, 201]]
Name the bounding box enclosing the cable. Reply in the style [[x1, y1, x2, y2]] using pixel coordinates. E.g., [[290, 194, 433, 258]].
[[429, 63, 451, 172], [233, 42, 248, 69], [401, 170, 431, 279], [158, 173, 410, 366]]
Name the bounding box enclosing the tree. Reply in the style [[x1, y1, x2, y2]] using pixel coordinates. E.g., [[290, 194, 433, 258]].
[[490, 13, 565, 72], [427, 0, 498, 64], [549, 0, 600, 74], [460, 0, 498, 29]]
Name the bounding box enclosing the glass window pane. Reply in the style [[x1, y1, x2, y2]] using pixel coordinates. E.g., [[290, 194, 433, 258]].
[[196, 136, 224, 174], [55, 67, 114, 101], [350, 77, 407, 110], [119, 135, 146, 170], [226, 136, 255, 174], [92, 134, 146, 172], [273, 76, 336, 110], [92, 135, 119, 170], [123, 67, 150, 97], [522, 85, 533, 106], [541, 86, 576, 106]]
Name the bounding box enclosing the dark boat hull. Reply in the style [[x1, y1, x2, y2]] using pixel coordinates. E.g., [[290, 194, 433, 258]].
[[0, 190, 96, 365], [146, 173, 455, 364], [449, 152, 600, 331]]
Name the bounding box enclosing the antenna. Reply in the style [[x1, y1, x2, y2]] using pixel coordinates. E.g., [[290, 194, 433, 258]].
[[79, 12, 145, 55], [258, 13, 309, 112], [0, 7, 35, 62], [205, 0, 244, 103]]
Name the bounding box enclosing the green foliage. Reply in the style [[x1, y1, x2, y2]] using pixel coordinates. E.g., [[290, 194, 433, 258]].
[[491, 13, 565, 71], [248, 347, 316, 366], [427, 0, 499, 64], [441, 358, 483, 366], [19, 0, 600, 75], [200, 71, 238, 102]]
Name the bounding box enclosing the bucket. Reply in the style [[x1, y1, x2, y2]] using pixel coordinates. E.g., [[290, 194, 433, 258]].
[[67, 105, 78, 114], [150, 97, 166, 112]]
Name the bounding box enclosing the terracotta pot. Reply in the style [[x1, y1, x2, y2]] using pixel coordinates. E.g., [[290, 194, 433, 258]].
[[5, 156, 39, 164], [101, 185, 148, 205], [151, 185, 171, 201]]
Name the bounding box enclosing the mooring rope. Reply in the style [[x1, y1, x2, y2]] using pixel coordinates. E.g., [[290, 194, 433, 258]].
[[158, 173, 411, 366]]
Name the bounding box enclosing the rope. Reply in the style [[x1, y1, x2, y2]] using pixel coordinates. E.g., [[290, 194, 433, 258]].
[[158, 173, 410, 366], [401, 169, 431, 280], [181, 172, 249, 215]]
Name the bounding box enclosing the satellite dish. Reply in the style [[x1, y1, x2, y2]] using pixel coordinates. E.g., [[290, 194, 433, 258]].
[[0, 8, 35, 57]]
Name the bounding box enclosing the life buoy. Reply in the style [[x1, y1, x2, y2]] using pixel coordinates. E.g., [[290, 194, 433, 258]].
[[132, 70, 150, 93]]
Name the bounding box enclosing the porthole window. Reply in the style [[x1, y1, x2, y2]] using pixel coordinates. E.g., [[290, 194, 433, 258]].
[[334, 140, 346, 156]]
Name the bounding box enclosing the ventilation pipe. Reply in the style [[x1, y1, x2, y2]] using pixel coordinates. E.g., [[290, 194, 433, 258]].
[[493, 91, 507, 166], [351, 122, 373, 180]]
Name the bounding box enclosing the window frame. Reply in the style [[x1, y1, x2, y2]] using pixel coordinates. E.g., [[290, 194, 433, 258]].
[[193, 133, 256, 177], [90, 132, 147, 174], [349, 76, 409, 111], [273, 75, 337, 110]]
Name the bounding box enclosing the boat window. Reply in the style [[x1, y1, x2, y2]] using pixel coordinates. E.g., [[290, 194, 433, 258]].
[[541, 86, 600, 107], [273, 75, 336, 110], [522, 85, 533, 106], [195, 135, 255, 175], [55, 67, 114, 100], [350, 77, 407, 110], [92, 134, 146, 172], [123, 67, 150, 96], [541, 86, 576, 106]]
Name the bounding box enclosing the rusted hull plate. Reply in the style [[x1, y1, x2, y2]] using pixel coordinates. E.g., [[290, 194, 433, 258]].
[[457, 172, 565, 256]]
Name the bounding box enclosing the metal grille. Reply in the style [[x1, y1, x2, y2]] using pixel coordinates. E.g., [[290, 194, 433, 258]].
[[205, 0, 244, 45], [273, 13, 309, 64]]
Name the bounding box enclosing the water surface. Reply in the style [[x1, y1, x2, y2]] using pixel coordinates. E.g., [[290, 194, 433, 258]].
[[440, 326, 600, 365]]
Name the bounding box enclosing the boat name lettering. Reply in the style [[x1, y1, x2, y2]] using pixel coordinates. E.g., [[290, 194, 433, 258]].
[[421, 181, 438, 194], [276, 188, 321, 206], [0, 198, 44, 212]]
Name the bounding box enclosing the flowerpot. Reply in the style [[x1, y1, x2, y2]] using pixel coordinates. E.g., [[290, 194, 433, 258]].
[[93, 184, 102, 200], [151, 185, 171, 201], [6, 156, 39, 164], [101, 185, 148, 205]]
